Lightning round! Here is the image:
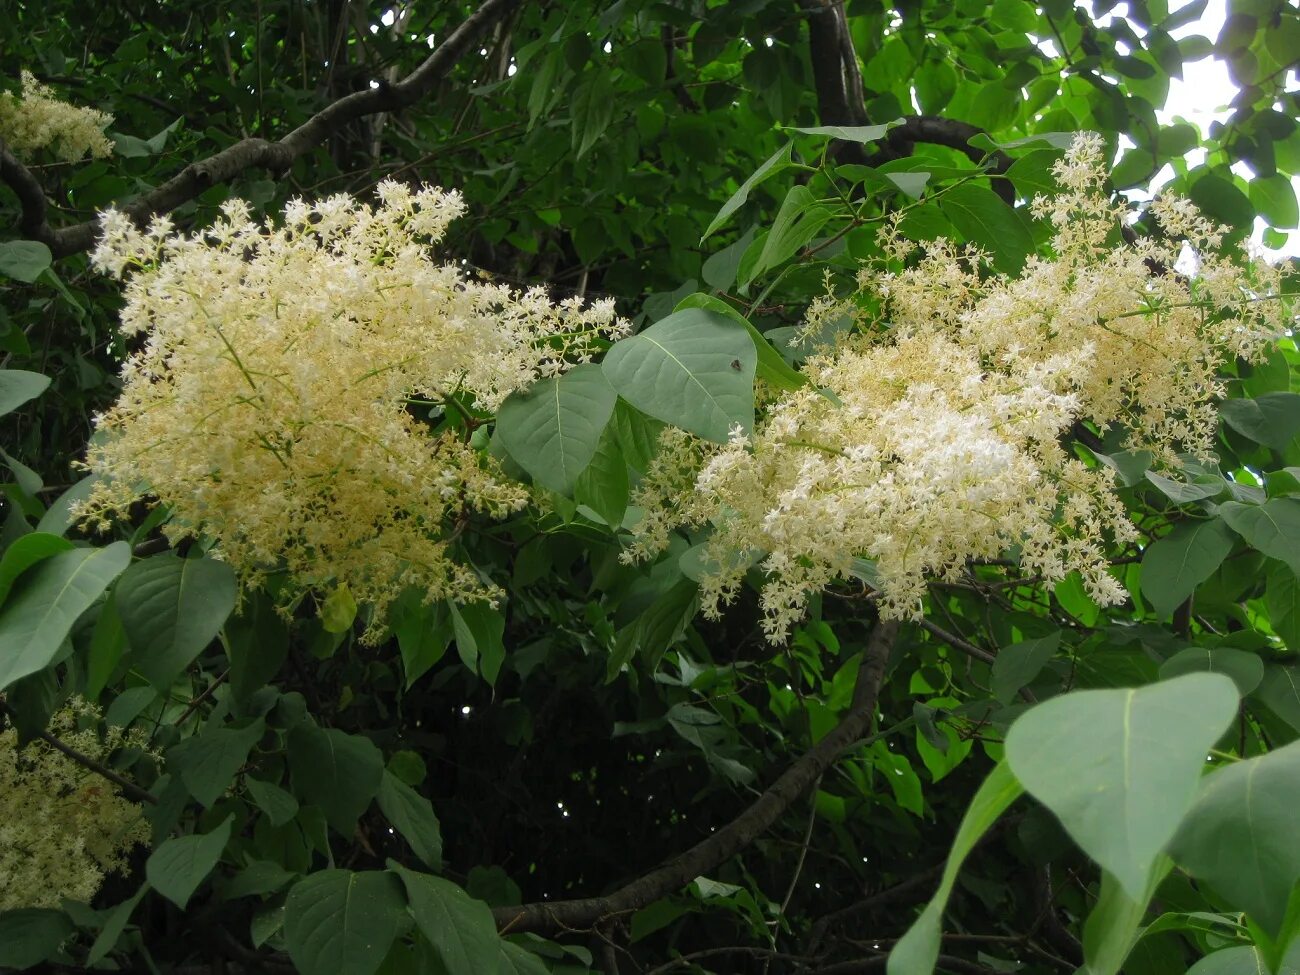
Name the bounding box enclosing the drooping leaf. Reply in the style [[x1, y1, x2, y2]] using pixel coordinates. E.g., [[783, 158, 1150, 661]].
[[1158, 646, 1264, 695], [0, 909, 73, 970], [1253, 665, 1300, 734], [1267, 562, 1300, 652], [287, 724, 383, 835], [602, 308, 756, 443], [991, 632, 1060, 704], [702, 141, 793, 240], [1139, 518, 1237, 619], [284, 870, 407, 975], [392, 864, 502, 974], [168, 719, 265, 807], [0, 542, 131, 691], [573, 420, 629, 527], [114, 553, 237, 690], [1220, 500, 1300, 576], [1220, 393, 1300, 451], [0, 370, 51, 420], [743, 184, 833, 284], [85, 884, 149, 966], [1004, 673, 1238, 899], [570, 71, 614, 159], [245, 776, 299, 827], [377, 770, 443, 870], [888, 761, 1023, 974], [1171, 741, 1300, 935], [146, 815, 233, 909], [447, 599, 506, 685], [496, 364, 618, 493]]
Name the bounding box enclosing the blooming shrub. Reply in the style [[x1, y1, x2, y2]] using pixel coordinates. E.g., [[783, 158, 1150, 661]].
[[83, 183, 627, 633], [0, 70, 113, 161], [625, 135, 1286, 641], [0, 700, 150, 910]]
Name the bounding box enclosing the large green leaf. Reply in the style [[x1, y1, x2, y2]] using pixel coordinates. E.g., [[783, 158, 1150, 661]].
[[284, 870, 406, 975], [495, 364, 617, 493], [391, 864, 502, 973], [448, 599, 506, 685], [1139, 518, 1237, 619], [702, 141, 793, 240], [0, 241, 52, 283], [789, 121, 900, 143], [1157, 646, 1263, 695], [888, 761, 1023, 974], [1220, 393, 1300, 451], [0, 909, 73, 970], [573, 420, 629, 527], [1188, 944, 1300, 975], [673, 292, 807, 391], [938, 183, 1035, 273], [376, 770, 443, 870], [1253, 665, 1300, 734], [0, 532, 74, 606], [1220, 500, 1300, 576], [743, 184, 833, 284], [0, 369, 51, 417], [115, 553, 238, 690], [991, 632, 1060, 704], [1171, 741, 1300, 935], [146, 815, 233, 909], [1004, 673, 1238, 899], [602, 308, 756, 443], [0, 542, 130, 691], [1267, 562, 1300, 652], [287, 724, 384, 835], [167, 719, 264, 807], [570, 72, 613, 159]]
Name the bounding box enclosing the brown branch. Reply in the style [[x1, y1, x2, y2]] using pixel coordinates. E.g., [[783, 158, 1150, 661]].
[[803, 0, 869, 164], [491, 620, 901, 936], [0, 138, 51, 240], [0, 702, 158, 805], [8, 0, 522, 258], [915, 618, 997, 665]]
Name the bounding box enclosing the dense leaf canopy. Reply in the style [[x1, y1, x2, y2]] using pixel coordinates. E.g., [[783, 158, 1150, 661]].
[[2, 1, 1299, 974]]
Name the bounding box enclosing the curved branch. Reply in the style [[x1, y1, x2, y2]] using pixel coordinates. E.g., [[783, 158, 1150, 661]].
[[492, 620, 901, 936], [0, 138, 52, 240], [6, 0, 522, 258]]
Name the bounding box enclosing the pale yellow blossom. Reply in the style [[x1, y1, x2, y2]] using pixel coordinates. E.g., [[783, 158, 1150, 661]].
[[0, 71, 113, 162]]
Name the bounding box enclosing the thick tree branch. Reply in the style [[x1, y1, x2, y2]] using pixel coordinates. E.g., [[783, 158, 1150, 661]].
[[804, 0, 869, 164], [492, 620, 901, 935], [4, 0, 521, 258], [0, 138, 51, 240]]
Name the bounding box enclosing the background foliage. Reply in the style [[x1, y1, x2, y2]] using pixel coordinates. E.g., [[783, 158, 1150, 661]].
[[2, 1, 1299, 974]]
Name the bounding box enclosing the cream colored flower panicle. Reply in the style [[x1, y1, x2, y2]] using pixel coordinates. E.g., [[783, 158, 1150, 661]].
[[627, 133, 1288, 642], [0, 700, 150, 910], [84, 183, 626, 633], [0, 70, 113, 161]]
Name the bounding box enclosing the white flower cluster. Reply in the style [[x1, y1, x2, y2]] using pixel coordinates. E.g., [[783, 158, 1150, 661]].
[[627, 134, 1287, 641], [83, 182, 627, 633], [0, 700, 150, 910], [0, 70, 113, 162]]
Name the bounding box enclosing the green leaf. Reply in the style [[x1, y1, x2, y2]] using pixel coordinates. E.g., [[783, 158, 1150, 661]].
[[1188, 172, 1254, 228], [602, 308, 756, 443], [1144, 470, 1224, 504], [284, 870, 407, 975], [114, 553, 238, 690], [377, 770, 443, 870], [0, 241, 53, 283], [1252, 665, 1300, 734], [0, 532, 74, 606], [168, 719, 265, 807], [146, 815, 233, 909], [391, 594, 451, 689], [1220, 393, 1300, 451], [1220, 499, 1300, 576], [700, 227, 756, 292], [498, 940, 551, 975], [573, 421, 629, 527], [744, 184, 833, 284], [1171, 741, 1300, 936], [969, 131, 1079, 152], [1188, 943, 1300, 975], [1250, 174, 1300, 229], [938, 183, 1035, 273], [496, 364, 618, 493], [1158, 647, 1263, 695], [991, 632, 1060, 704], [1005, 673, 1238, 899], [887, 761, 1023, 974], [789, 121, 900, 143], [571, 72, 614, 159], [1082, 862, 1174, 975], [224, 593, 289, 701], [1266, 562, 1300, 651], [1139, 518, 1237, 619], [224, 860, 296, 899], [320, 585, 358, 634], [0, 542, 130, 691], [246, 776, 300, 827], [0, 909, 73, 970], [673, 293, 806, 391], [287, 724, 384, 835], [0, 369, 51, 417], [702, 141, 793, 240], [85, 884, 149, 966], [448, 600, 506, 685], [392, 864, 502, 973]]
